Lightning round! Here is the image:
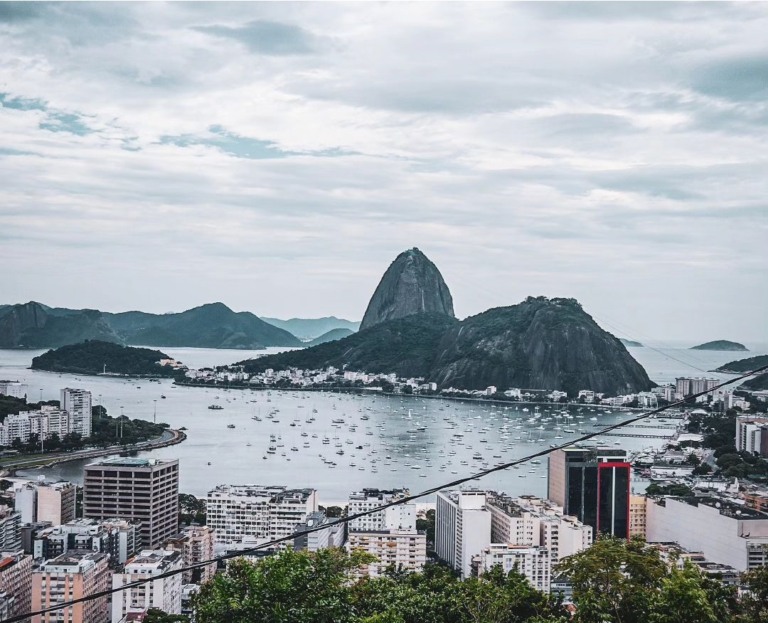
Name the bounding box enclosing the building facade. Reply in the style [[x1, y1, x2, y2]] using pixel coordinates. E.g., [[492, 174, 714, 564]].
[[60, 388, 93, 438], [0, 508, 22, 552], [14, 481, 76, 526], [32, 552, 110, 623], [165, 525, 216, 585], [293, 511, 346, 553], [0, 550, 32, 621], [474, 544, 551, 592], [435, 490, 492, 579], [548, 447, 630, 538], [646, 496, 768, 571], [31, 518, 139, 567], [111, 550, 183, 623], [83, 458, 179, 549], [206, 484, 317, 547]]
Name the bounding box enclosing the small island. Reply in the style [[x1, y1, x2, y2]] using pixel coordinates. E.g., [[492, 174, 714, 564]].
[[690, 340, 748, 352], [619, 339, 643, 347], [31, 340, 184, 377]]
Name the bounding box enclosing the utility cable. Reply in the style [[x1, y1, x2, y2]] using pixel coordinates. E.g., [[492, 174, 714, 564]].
[[6, 364, 767, 623]]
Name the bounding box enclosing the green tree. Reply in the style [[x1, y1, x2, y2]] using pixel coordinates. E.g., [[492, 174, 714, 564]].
[[193, 548, 375, 623], [144, 608, 189, 622], [737, 565, 768, 623], [556, 537, 668, 623]]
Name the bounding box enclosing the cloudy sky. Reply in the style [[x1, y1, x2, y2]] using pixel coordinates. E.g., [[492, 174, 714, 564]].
[[1, 2, 766, 344]]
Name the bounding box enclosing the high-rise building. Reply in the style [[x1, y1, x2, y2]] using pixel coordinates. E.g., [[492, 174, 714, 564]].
[[486, 494, 592, 565], [32, 551, 110, 623], [293, 511, 346, 553], [0, 381, 27, 399], [111, 550, 183, 623], [30, 518, 139, 567], [629, 494, 647, 538], [206, 485, 317, 547], [0, 550, 32, 621], [0, 508, 22, 552], [60, 388, 92, 438], [473, 544, 551, 592], [736, 416, 768, 457], [346, 489, 426, 578], [164, 525, 216, 585], [548, 447, 630, 539], [83, 458, 179, 549], [14, 481, 76, 525], [675, 377, 718, 398], [435, 490, 491, 579]]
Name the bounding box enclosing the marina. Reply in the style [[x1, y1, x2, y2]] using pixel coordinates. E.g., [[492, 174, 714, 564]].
[[2, 344, 763, 500]]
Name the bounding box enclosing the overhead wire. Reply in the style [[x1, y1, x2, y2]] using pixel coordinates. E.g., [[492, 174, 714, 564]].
[[6, 363, 767, 623]]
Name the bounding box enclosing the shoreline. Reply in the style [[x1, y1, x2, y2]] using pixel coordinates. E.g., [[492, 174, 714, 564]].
[[1, 428, 187, 475]]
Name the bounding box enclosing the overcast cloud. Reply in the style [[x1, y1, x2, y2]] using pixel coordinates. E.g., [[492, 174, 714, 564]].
[[1, 2, 766, 344]]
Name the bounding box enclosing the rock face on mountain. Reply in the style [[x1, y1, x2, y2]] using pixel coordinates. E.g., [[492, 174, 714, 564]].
[[105, 303, 301, 349], [360, 248, 455, 331], [0, 302, 121, 348], [428, 297, 653, 395]]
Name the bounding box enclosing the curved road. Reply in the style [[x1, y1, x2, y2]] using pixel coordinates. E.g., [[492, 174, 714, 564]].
[[0, 428, 186, 474]]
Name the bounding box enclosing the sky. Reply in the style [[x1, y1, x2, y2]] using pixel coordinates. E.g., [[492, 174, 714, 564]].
[[1, 2, 766, 344]]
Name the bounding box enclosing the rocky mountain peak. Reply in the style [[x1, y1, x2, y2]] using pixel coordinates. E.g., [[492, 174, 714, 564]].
[[360, 248, 455, 331]]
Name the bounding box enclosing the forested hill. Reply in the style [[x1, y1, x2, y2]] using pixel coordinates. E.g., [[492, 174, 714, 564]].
[[691, 340, 748, 351], [105, 302, 301, 349], [31, 340, 179, 377], [236, 297, 653, 395], [714, 354, 768, 374], [237, 313, 459, 379]]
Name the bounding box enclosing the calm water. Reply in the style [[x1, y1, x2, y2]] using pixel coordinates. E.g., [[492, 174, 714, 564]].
[[2, 343, 765, 502]]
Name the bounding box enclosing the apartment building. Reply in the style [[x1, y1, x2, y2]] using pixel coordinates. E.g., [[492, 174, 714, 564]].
[[0, 508, 21, 552], [646, 496, 768, 571], [165, 525, 216, 584], [31, 518, 139, 567], [60, 388, 92, 438], [293, 511, 346, 552], [206, 485, 317, 547], [435, 490, 491, 579], [0, 550, 32, 621], [14, 481, 76, 525], [473, 544, 551, 592], [32, 552, 110, 623], [111, 550, 183, 623], [83, 458, 179, 549]]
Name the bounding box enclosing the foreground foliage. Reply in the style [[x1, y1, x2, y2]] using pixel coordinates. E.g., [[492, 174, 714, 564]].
[[193, 540, 768, 623]]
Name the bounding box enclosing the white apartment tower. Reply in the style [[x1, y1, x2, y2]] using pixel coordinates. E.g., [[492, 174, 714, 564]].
[[60, 388, 92, 438], [346, 489, 426, 577], [475, 544, 551, 592], [111, 550, 183, 623], [435, 490, 492, 579], [206, 485, 317, 547]]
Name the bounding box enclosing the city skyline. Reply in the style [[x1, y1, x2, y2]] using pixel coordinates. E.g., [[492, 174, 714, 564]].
[[1, 2, 767, 342]]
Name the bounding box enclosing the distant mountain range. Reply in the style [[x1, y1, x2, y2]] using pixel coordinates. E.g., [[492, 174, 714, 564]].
[[0, 302, 122, 349], [260, 317, 360, 340], [0, 302, 300, 350], [305, 328, 356, 347], [690, 340, 748, 351]]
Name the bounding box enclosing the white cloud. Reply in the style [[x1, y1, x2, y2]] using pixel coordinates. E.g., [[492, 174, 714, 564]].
[[0, 2, 766, 343]]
